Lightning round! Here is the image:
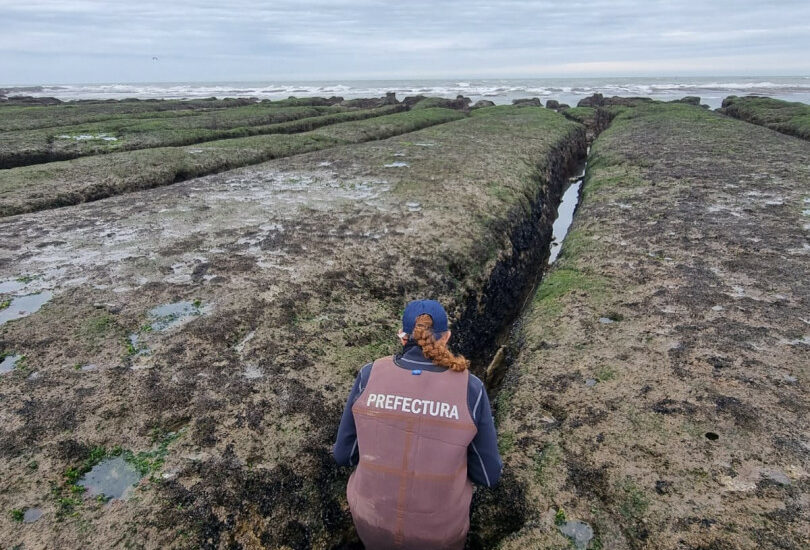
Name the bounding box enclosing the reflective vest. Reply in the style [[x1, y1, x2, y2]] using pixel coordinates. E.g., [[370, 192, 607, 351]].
[[347, 355, 477, 550]]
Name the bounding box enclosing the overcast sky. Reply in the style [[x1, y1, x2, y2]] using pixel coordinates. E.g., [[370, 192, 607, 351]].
[[1, 0, 809, 84]]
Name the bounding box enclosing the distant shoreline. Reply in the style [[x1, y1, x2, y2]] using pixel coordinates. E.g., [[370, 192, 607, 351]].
[[2, 76, 809, 110]]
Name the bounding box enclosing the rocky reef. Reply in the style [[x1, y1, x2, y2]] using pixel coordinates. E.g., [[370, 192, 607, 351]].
[[720, 95, 810, 140], [495, 102, 809, 549], [1, 93, 807, 549], [577, 93, 653, 108], [0, 103, 585, 549], [0, 106, 470, 216]]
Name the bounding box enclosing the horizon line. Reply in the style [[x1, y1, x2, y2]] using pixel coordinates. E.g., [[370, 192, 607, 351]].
[[3, 75, 810, 88]]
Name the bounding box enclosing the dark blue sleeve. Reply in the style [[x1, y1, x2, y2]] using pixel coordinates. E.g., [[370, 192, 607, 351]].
[[467, 375, 503, 487], [332, 363, 372, 467]]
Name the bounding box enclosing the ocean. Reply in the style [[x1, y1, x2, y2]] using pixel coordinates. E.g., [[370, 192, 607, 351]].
[[4, 76, 810, 110]]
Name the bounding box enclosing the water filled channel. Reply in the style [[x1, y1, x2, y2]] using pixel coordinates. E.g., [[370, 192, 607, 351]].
[[548, 160, 586, 264]]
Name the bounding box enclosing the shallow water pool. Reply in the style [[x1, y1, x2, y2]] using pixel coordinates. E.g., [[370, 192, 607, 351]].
[[0, 354, 23, 374], [548, 177, 583, 264], [558, 520, 594, 549], [148, 300, 208, 331], [0, 292, 53, 325], [78, 456, 142, 500]]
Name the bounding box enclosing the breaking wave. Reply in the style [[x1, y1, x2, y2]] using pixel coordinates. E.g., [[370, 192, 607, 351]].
[[4, 77, 809, 109]]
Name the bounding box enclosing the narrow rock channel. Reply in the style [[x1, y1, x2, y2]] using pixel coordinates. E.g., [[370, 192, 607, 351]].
[[465, 152, 593, 549], [0, 106, 591, 550], [452, 136, 587, 377], [549, 156, 587, 265], [481, 151, 589, 394], [331, 118, 591, 549], [465, 136, 603, 548], [488, 101, 810, 549]]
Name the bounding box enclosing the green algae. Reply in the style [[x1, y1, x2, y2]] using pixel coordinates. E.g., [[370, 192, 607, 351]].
[[0, 107, 463, 217], [124, 333, 149, 358], [311, 107, 462, 143], [54, 445, 109, 517], [534, 443, 562, 489], [52, 431, 185, 517], [0, 105, 392, 169], [561, 106, 596, 124], [579, 156, 647, 199], [0, 97, 315, 132], [497, 430, 515, 454], [616, 479, 650, 542], [498, 101, 810, 549], [532, 267, 608, 317], [721, 96, 810, 140], [0, 105, 588, 548], [122, 429, 185, 476], [80, 313, 114, 336]]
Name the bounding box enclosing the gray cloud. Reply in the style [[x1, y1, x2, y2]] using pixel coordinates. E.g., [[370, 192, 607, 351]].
[[1, 0, 808, 84]]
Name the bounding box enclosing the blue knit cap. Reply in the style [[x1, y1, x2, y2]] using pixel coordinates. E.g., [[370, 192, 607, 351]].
[[402, 299, 448, 336]]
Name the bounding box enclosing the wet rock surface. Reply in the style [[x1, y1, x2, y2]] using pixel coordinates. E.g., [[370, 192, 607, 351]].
[[577, 93, 654, 108], [0, 104, 363, 170], [0, 105, 584, 548], [0, 353, 23, 374], [0, 292, 53, 325], [0, 106, 462, 217], [471, 99, 496, 109], [0, 96, 265, 133], [497, 103, 810, 549], [669, 95, 701, 106], [560, 106, 615, 142], [512, 98, 542, 107], [410, 95, 473, 111], [339, 93, 398, 108], [558, 519, 594, 549]]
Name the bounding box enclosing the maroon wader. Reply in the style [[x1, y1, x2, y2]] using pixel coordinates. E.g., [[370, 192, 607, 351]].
[[347, 356, 477, 549]]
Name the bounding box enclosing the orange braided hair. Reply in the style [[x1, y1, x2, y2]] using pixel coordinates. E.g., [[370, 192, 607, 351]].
[[411, 313, 469, 372]]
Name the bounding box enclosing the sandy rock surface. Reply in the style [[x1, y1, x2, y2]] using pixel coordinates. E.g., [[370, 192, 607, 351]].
[[0, 106, 584, 548], [497, 103, 809, 549]]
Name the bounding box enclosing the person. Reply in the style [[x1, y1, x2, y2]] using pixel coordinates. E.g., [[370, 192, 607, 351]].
[[333, 299, 502, 550]]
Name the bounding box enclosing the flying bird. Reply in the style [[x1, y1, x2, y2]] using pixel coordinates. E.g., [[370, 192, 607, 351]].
[[152, 56, 158, 61]]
